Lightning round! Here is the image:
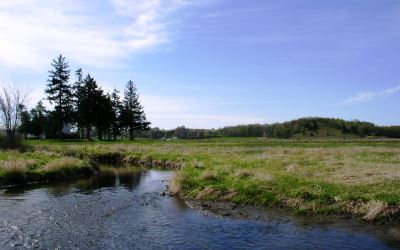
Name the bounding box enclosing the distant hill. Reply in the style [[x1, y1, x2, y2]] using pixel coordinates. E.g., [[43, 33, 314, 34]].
[[220, 117, 400, 139], [135, 117, 400, 139]]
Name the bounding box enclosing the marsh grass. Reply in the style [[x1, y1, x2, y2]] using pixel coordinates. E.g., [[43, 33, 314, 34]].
[[0, 150, 94, 186], [0, 159, 36, 183], [42, 157, 92, 179], [18, 138, 400, 221]]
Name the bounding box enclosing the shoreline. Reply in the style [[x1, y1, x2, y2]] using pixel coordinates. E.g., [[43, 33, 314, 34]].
[[170, 179, 400, 223], [181, 199, 400, 244], [181, 198, 400, 225]]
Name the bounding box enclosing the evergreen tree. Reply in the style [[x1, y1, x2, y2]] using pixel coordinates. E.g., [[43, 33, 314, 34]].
[[94, 91, 114, 140], [45, 55, 73, 138], [76, 74, 115, 140], [121, 80, 150, 140], [30, 101, 48, 139], [110, 89, 123, 140], [19, 109, 31, 139], [72, 68, 84, 138], [78, 74, 99, 139]]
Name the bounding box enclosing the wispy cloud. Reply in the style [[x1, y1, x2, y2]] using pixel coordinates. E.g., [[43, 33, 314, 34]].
[[338, 85, 400, 106], [202, 6, 274, 19], [0, 0, 200, 70]]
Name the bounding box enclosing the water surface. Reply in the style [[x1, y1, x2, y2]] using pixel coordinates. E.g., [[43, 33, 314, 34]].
[[0, 167, 399, 249]]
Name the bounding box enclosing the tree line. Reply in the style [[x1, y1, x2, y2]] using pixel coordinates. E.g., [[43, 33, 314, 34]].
[[19, 55, 149, 140], [133, 117, 400, 139]]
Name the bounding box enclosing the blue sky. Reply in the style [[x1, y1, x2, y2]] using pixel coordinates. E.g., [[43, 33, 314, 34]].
[[0, 0, 399, 128]]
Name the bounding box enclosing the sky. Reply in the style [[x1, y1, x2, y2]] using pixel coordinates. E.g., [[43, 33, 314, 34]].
[[0, 0, 399, 129]]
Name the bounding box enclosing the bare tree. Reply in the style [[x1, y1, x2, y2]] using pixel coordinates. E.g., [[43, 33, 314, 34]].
[[0, 84, 28, 137]]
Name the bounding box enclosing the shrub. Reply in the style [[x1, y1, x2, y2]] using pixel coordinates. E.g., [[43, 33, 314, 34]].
[[0, 134, 23, 149]]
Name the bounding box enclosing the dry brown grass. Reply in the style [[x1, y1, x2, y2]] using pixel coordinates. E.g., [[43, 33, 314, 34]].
[[243, 147, 400, 185], [200, 170, 219, 181], [195, 186, 238, 201], [252, 171, 274, 182], [43, 157, 83, 172], [233, 168, 274, 182], [364, 200, 388, 221], [0, 160, 36, 173]]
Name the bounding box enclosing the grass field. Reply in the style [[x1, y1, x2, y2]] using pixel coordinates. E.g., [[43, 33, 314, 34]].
[[4, 138, 400, 221]]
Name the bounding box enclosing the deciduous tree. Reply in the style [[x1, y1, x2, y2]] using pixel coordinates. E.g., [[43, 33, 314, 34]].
[[0, 84, 28, 137]]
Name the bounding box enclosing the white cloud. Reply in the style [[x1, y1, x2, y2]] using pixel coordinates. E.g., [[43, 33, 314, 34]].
[[139, 94, 268, 129], [0, 0, 197, 70], [338, 85, 400, 106]]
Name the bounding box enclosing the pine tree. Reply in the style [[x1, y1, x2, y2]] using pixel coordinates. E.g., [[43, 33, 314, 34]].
[[95, 92, 114, 140], [121, 80, 150, 140], [19, 109, 31, 139], [45, 54, 73, 138], [110, 89, 123, 140], [78, 74, 99, 139], [73, 68, 84, 138], [30, 101, 48, 139]]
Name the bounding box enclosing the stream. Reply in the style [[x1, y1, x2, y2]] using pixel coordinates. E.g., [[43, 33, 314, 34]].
[[0, 166, 399, 249]]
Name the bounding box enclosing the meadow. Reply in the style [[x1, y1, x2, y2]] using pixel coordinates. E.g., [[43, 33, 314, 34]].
[[2, 138, 400, 222]]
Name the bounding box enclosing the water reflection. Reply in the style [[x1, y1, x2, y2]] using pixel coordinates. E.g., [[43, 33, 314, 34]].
[[1, 166, 146, 197], [75, 167, 144, 192]]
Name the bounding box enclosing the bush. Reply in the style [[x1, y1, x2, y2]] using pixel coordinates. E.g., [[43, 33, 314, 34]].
[[0, 134, 23, 149]]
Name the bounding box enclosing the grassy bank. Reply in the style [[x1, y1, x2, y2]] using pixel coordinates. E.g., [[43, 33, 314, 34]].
[[0, 150, 95, 186], [9, 138, 400, 221]]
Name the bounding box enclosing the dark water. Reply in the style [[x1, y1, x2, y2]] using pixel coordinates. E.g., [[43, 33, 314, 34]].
[[0, 167, 399, 250]]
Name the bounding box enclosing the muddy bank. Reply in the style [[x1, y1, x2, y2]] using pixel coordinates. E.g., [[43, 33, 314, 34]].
[[184, 200, 400, 244], [185, 200, 345, 222], [180, 197, 400, 224]]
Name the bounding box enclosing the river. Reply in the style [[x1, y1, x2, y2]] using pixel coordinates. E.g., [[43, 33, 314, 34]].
[[0, 166, 399, 249]]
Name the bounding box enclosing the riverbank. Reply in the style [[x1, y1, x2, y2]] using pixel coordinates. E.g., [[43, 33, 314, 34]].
[[4, 138, 400, 222], [167, 139, 400, 222], [0, 150, 95, 187]]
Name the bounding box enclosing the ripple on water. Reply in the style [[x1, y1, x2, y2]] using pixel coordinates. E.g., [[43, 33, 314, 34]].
[[0, 168, 397, 249]]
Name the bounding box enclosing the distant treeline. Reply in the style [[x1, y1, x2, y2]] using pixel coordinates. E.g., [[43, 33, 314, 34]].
[[134, 117, 400, 139]]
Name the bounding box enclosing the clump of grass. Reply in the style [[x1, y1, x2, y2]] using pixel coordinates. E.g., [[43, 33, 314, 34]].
[[252, 171, 274, 182], [234, 169, 254, 179], [0, 159, 37, 184], [42, 157, 93, 180], [200, 170, 220, 181], [0, 159, 36, 172], [169, 175, 182, 195], [0, 158, 36, 175], [364, 200, 387, 221], [233, 168, 273, 182], [43, 157, 84, 171], [194, 186, 238, 201]]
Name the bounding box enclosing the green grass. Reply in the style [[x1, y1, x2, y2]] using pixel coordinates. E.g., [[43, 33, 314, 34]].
[[6, 138, 400, 221]]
